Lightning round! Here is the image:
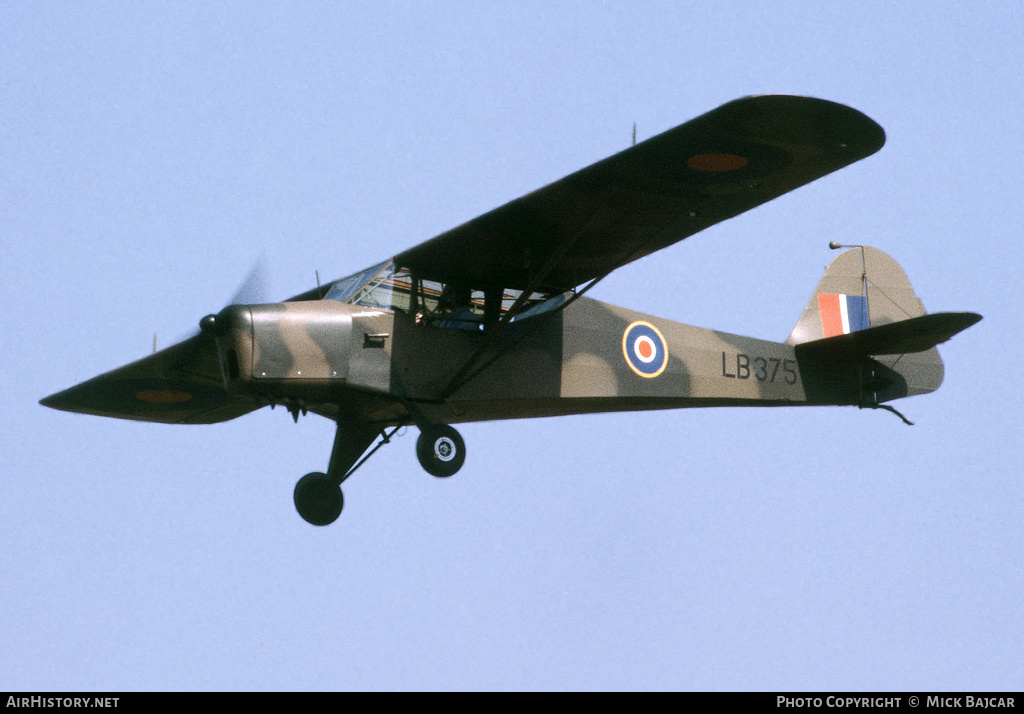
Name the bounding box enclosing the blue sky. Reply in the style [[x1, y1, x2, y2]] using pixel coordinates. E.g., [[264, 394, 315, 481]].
[[2, 2, 1021, 691]]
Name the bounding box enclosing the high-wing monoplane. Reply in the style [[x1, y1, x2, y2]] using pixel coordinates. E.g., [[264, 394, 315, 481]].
[[41, 95, 981, 525]]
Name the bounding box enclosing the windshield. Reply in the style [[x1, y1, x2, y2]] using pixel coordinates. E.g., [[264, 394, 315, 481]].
[[324, 259, 563, 329], [323, 260, 391, 304]]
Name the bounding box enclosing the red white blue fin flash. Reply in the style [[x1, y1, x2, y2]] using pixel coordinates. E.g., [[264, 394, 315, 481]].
[[818, 294, 869, 338]]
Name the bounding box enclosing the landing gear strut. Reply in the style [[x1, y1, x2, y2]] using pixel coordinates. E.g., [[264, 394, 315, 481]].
[[292, 419, 467, 525], [293, 422, 379, 526]]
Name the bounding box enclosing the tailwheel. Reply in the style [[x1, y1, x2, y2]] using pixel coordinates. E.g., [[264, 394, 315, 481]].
[[293, 471, 344, 526], [416, 424, 466, 478]]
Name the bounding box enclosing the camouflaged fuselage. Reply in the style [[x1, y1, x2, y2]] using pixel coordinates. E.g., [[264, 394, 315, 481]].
[[210, 294, 886, 427]]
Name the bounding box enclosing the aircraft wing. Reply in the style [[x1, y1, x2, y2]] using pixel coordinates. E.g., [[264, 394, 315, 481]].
[[394, 95, 885, 293], [40, 333, 260, 424]]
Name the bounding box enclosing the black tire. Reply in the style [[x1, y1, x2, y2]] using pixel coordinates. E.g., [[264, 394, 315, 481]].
[[416, 425, 466, 478], [293, 471, 344, 526]]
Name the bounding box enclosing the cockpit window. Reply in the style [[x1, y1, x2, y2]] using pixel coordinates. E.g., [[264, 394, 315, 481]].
[[324, 259, 563, 329], [323, 260, 391, 304]]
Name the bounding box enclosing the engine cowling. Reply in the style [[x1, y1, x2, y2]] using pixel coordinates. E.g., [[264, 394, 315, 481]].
[[206, 301, 357, 398]]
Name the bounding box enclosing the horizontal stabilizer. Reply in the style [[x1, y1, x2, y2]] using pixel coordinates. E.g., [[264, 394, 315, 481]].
[[795, 311, 982, 357]]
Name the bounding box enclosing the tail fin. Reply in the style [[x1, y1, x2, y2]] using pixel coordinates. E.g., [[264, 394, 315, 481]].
[[787, 246, 930, 344], [787, 247, 981, 402]]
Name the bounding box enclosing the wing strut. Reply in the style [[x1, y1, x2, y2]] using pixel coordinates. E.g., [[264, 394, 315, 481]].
[[435, 191, 617, 397], [440, 229, 664, 400], [441, 270, 608, 399]]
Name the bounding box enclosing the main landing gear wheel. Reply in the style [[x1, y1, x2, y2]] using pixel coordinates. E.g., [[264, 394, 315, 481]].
[[293, 471, 344, 526], [416, 424, 466, 478]]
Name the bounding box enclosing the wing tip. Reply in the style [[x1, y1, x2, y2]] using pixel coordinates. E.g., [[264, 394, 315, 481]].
[[722, 94, 886, 156], [39, 389, 79, 413]]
